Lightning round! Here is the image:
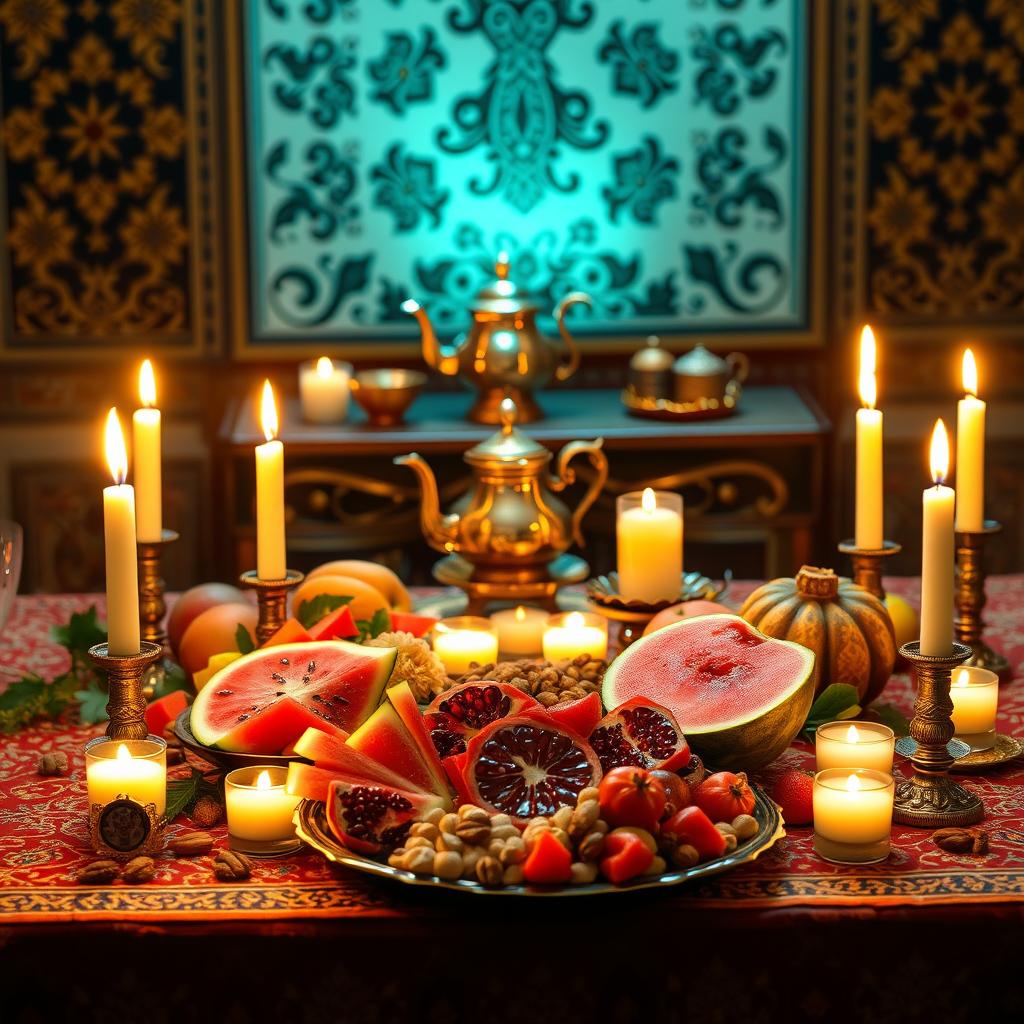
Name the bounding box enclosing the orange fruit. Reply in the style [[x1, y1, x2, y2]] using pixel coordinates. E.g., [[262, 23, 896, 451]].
[[167, 582, 247, 657], [292, 573, 390, 623], [307, 559, 411, 612], [643, 600, 732, 636], [885, 593, 918, 651], [178, 602, 258, 677]]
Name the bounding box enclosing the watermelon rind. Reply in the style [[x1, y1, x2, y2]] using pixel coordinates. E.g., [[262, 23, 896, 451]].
[[602, 614, 815, 770]]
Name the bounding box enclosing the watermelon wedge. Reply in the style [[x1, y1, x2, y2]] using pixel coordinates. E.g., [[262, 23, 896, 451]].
[[386, 682, 451, 801], [348, 701, 453, 806], [189, 640, 396, 753], [309, 605, 358, 641], [291, 727, 425, 793], [387, 611, 439, 638]]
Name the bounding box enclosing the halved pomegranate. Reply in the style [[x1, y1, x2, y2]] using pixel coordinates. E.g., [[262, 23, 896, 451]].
[[425, 682, 539, 758], [588, 697, 691, 774], [464, 715, 601, 825], [326, 778, 446, 856]]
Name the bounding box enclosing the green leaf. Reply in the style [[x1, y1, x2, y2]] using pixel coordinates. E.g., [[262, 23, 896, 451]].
[[0, 674, 46, 712], [870, 702, 911, 737], [800, 683, 862, 741], [165, 772, 201, 822], [235, 623, 255, 655], [296, 593, 352, 629], [52, 606, 106, 653], [75, 679, 110, 725], [356, 607, 391, 642]]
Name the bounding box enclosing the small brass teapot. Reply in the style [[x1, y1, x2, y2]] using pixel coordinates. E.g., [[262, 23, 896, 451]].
[[672, 345, 749, 406], [401, 254, 591, 424], [395, 398, 607, 581]]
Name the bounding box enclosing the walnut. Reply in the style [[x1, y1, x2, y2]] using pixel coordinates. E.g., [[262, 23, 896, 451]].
[[443, 655, 607, 704], [122, 856, 156, 884], [76, 860, 120, 885], [212, 849, 253, 881], [932, 827, 989, 855], [38, 751, 69, 776], [168, 831, 215, 857]]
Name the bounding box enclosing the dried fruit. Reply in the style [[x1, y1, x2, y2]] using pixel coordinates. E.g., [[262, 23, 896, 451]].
[[522, 829, 573, 885], [191, 795, 224, 828], [122, 856, 156, 884], [662, 806, 728, 860], [598, 766, 667, 832], [695, 771, 756, 822], [168, 831, 215, 857], [76, 860, 120, 885], [599, 831, 654, 884], [38, 751, 69, 776], [650, 770, 692, 821], [425, 682, 540, 758], [932, 827, 989, 855], [588, 698, 691, 774], [213, 849, 253, 881], [732, 814, 759, 841]]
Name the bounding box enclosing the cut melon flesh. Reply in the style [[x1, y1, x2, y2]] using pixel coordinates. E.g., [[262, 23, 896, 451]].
[[603, 615, 814, 734], [292, 727, 424, 793]]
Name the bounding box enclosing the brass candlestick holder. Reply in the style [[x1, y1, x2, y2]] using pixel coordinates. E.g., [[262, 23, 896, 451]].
[[955, 520, 1010, 679], [138, 528, 178, 648], [87, 642, 163, 740], [239, 569, 304, 646], [837, 539, 901, 600], [893, 641, 983, 828]]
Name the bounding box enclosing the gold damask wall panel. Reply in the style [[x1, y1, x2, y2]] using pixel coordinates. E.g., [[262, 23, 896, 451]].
[[838, 0, 1024, 344], [0, 0, 219, 358]]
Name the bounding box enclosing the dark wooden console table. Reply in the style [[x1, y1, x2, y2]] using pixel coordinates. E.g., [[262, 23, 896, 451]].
[[215, 386, 830, 582]]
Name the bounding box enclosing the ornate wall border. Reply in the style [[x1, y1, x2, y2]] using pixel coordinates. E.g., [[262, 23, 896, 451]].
[[224, 2, 831, 360], [0, 0, 222, 362]]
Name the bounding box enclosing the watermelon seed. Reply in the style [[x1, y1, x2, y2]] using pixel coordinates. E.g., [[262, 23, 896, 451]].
[[311, 694, 323, 702], [275, 691, 285, 696], [216, 689, 232, 696], [280, 658, 289, 666], [272, 672, 287, 685], [307, 661, 316, 674], [237, 713, 249, 721], [329, 694, 348, 704]]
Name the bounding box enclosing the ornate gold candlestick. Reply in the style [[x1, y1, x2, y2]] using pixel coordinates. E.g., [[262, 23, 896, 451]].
[[955, 520, 1010, 679], [837, 539, 901, 600], [137, 528, 178, 647], [893, 641, 983, 828], [239, 569, 304, 646], [87, 642, 163, 740]]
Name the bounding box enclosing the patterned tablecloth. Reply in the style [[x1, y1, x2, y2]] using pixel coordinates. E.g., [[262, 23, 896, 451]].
[[1, 579, 1023, 925]]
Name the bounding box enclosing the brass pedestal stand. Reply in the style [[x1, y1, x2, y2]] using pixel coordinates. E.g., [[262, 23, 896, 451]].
[[837, 539, 901, 600], [893, 641, 984, 828], [955, 520, 1010, 679], [87, 642, 164, 740], [137, 528, 178, 647], [239, 569, 305, 646]]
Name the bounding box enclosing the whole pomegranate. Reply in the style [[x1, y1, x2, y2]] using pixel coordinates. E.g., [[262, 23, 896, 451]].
[[598, 766, 667, 832], [694, 771, 755, 823]]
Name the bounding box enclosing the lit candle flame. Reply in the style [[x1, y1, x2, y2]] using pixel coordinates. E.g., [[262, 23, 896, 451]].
[[641, 487, 656, 514], [955, 668, 970, 688], [564, 612, 585, 630], [846, 723, 860, 743], [315, 356, 333, 379], [858, 325, 877, 410], [104, 407, 128, 485], [845, 773, 862, 794], [962, 348, 978, 398], [116, 744, 132, 762], [929, 418, 950, 486], [515, 606, 526, 622], [256, 770, 272, 790], [139, 359, 157, 408], [260, 379, 279, 443]]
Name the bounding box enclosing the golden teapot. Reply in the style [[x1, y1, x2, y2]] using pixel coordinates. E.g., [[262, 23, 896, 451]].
[[401, 254, 591, 424], [395, 398, 607, 581]]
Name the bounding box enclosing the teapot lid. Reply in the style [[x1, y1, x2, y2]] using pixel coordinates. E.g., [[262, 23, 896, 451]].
[[473, 254, 537, 315], [630, 335, 673, 371], [672, 344, 729, 376], [465, 398, 550, 467]]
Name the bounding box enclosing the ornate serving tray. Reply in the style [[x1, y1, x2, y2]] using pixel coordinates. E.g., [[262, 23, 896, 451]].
[[173, 707, 303, 772], [621, 381, 742, 422], [295, 786, 784, 897]]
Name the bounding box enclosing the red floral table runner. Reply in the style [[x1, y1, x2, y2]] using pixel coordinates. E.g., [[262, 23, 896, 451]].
[[1, 579, 1022, 924]]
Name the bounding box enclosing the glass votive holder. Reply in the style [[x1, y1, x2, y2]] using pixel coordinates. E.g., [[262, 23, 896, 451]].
[[813, 768, 894, 865], [298, 357, 352, 424], [616, 488, 684, 603], [490, 605, 547, 658], [949, 666, 999, 751], [815, 721, 895, 773], [542, 611, 609, 662], [431, 616, 499, 675], [225, 765, 302, 857], [85, 735, 167, 816]]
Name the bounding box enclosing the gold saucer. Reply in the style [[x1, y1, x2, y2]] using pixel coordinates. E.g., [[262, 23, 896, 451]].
[[951, 733, 1024, 773]]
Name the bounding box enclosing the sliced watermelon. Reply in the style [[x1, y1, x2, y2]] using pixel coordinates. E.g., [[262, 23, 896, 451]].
[[262, 618, 313, 648], [387, 611, 439, 638], [189, 640, 396, 753], [386, 682, 451, 802], [309, 605, 358, 641], [286, 761, 412, 803], [145, 690, 189, 735], [543, 692, 603, 738], [348, 701, 453, 806], [442, 752, 475, 807], [292, 726, 425, 792]]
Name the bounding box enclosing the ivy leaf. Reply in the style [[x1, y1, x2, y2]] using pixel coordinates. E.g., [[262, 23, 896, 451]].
[[235, 623, 256, 655], [800, 683, 862, 741], [297, 593, 352, 630], [356, 608, 391, 642], [52, 606, 106, 653], [870, 703, 911, 737], [75, 679, 110, 725], [165, 768, 222, 822]]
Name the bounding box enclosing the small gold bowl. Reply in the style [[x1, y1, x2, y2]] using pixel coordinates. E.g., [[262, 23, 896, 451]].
[[350, 369, 426, 426]]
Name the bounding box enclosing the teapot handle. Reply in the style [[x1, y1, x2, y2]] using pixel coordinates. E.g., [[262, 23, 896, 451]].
[[553, 292, 591, 382], [549, 438, 608, 548], [726, 352, 749, 384]]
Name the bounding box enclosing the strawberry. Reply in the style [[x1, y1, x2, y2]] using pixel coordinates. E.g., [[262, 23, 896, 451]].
[[771, 769, 813, 826]]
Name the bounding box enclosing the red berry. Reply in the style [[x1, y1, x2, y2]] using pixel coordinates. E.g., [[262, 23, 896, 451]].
[[771, 769, 814, 826]]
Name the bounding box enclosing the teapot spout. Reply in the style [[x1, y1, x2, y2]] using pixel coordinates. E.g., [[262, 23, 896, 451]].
[[394, 452, 460, 552], [401, 299, 459, 376]]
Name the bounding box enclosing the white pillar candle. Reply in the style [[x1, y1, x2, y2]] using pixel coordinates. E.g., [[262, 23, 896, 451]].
[[491, 605, 547, 657], [950, 666, 999, 749], [920, 419, 955, 656], [854, 326, 884, 549], [616, 488, 683, 603], [815, 720, 895, 774], [225, 766, 301, 852], [299, 356, 351, 424], [813, 769, 894, 865], [542, 611, 609, 662], [103, 408, 140, 656], [256, 380, 286, 581], [955, 348, 985, 533], [432, 617, 499, 675], [132, 359, 162, 543], [86, 738, 167, 815]]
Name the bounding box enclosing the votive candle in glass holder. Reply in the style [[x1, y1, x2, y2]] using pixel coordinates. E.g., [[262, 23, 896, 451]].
[[815, 721, 895, 774], [616, 488, 683, 603], [813, 768, 894, 865], [490, 605, 547, 658], [542, 611, 609, 662], [299, 357, 352, 424], [225, 765, 302, 856], [949, 666, 999, 751], [85, 736, 167, 816], [431, 616, 499, 675]]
